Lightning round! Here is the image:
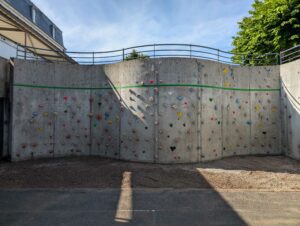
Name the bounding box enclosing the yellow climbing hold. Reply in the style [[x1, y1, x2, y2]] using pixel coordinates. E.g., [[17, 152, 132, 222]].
[[272, 106, 277, 112], [43, 112, 49, 117], [223, 68, 229, 74], [108, 120, 113, 125], [177, 112, 183, 120], [255, 104, 260, 112], [223, 82, 231, 88]]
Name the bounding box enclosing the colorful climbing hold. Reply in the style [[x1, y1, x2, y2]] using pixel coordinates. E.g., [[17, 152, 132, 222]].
[[177, 112, 183, 120]]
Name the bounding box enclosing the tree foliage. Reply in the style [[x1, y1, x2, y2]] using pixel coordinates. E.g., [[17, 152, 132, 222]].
[[232, 0, 300, 65], [125, 49, 149, 61]]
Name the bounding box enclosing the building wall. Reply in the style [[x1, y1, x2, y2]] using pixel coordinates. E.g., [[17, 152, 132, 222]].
[[4, 0, 64, 46], [10, 58, 282, 162]]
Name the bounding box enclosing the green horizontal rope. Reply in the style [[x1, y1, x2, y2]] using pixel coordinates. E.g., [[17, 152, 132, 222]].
[[13, 83, 280, 92]]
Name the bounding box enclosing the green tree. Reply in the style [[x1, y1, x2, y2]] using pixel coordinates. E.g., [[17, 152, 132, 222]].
[[232, 0, 300, 65], [125, 49, 149, 61]]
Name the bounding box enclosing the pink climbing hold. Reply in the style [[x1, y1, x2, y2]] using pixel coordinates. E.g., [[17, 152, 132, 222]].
[[149, 80, 155, 84], [63, 96, 68, 101]]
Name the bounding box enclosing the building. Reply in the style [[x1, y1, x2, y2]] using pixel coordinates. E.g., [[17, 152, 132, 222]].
[[0, 0, 71, 62]]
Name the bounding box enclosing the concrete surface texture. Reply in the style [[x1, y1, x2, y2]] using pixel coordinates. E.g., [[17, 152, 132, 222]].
[[11, 58, 282, 162], [280, 59, 300, 160]]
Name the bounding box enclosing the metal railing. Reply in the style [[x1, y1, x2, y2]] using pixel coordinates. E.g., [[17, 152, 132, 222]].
[[16, 43, 280, 65], [280, 44, 300, 64]]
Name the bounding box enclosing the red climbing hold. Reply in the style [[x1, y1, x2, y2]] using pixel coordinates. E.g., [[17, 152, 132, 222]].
[[96, 114, 102, 121]]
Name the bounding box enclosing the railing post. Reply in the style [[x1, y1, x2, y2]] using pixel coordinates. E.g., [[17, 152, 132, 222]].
[[16, 44, 19, 59], [242, 55, 245, 65], [279, 52, 282, 65], [92, 52, 95, 65], [153, 44, 156, 58], [190, 45, 192, 58], [217, 49, 220, 62], [122, 49, 125, 61]]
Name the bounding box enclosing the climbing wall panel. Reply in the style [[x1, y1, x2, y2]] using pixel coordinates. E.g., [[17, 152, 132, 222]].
[[280, 60, 300, 159], [11, 59, 283, 162], [53, 64, 92, 157], [90, 65, 121, 158], [222, 66, 251, 157], [157, 58, 199, 163], [12, 60, 55, 161], [120, 61, 155, 162], [250, 66, 281, 154], [200, 60, 223, 161]]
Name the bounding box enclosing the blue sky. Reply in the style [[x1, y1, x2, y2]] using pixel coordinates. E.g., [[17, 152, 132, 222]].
[[32, 0, 254, 52]]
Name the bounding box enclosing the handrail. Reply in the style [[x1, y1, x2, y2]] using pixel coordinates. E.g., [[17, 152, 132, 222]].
[[15, 43, 280, 65], [280, 44, 300, 64]]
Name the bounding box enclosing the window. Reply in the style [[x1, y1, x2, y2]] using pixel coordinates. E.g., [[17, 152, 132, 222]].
[[51, 25, 56, 39], [31, 6, 36, 23]]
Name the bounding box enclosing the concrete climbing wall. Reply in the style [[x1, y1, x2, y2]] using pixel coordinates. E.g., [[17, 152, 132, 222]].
[[199, 60, 223, 161], [119, 60, 155, 162], [91, 65, 120, 159], [280, 59, 300, 160], [11, 58, 282, 163], [53, 64, 92, 157], [157, 59, 199, 163], [250, 66, 281, 155], [11, 60, 56, 161], [221, 65, 251, 157]]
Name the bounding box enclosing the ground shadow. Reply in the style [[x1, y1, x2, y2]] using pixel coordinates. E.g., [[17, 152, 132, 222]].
[[0, 157, 249, 226]]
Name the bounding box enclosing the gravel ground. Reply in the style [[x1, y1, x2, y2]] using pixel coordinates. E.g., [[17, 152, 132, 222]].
[[0, 156, 299, 190]]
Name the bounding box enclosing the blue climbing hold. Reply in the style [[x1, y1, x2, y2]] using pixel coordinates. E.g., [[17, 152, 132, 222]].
[[177, 96, 183, 101]]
